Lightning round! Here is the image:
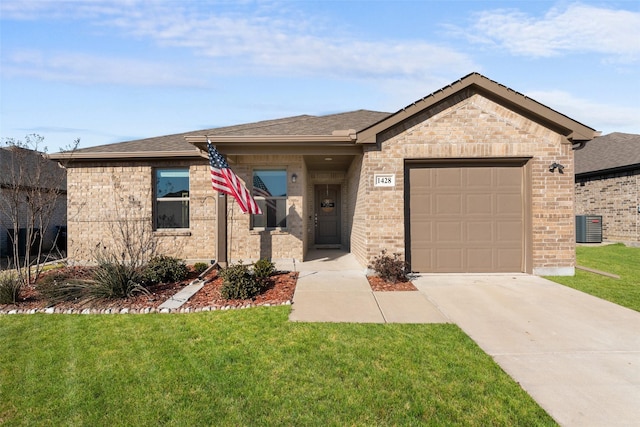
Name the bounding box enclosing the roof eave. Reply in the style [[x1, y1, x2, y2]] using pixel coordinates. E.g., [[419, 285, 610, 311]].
[[576, 163, 640, 178], [48, 150, 202, 161]]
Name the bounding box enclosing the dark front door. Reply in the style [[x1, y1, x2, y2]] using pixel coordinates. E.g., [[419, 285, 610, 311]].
[[315, 185, 341, 245]]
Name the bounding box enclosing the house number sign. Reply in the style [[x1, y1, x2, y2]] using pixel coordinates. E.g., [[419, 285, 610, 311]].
[[374, 174, 395, 187]]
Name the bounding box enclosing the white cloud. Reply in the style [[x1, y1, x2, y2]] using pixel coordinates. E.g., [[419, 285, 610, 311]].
[[3, 50, 207, 87], [1, 0, 476, 84], [527, 89, 640, 133], [109, 3, 477, 81], [466, 3, 640, 61]]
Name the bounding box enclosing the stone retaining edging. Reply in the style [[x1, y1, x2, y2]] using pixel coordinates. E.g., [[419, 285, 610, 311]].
[[0, 300, 292, 315]]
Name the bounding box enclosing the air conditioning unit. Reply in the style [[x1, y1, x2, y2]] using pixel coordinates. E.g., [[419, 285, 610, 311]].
[[576, 215, 602, 243]]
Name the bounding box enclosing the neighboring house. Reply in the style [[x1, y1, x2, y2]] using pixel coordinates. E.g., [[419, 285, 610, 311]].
[[51, 73, 599, 275], [575, 132, 640, 245], [0, 146, 67, 258]]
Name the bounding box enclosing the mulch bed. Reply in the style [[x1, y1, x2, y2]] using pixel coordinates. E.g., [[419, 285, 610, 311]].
[[182, 271, 298, 309], [1, 267, 416, 314], [0, 267, 297, 314], [367, 276, 417, 292]]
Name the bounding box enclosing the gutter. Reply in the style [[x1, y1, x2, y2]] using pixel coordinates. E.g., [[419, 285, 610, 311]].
[[48, 149, 203, 161]]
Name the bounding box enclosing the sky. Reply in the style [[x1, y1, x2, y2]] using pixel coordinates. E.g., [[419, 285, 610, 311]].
[[1, 0, 639, 153]]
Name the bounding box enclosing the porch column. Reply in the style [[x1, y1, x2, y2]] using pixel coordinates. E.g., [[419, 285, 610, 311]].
[[216, 193, 227, 267]]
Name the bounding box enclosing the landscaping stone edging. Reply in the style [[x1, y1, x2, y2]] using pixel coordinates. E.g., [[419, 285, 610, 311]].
[[0, 300, 292, 315]]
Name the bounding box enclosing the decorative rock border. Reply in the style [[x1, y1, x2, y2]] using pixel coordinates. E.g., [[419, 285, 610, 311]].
[[0, 300, 292, 315]]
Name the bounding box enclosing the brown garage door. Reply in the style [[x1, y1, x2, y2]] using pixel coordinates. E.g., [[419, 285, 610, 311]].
[[407, 163, 525, 273]]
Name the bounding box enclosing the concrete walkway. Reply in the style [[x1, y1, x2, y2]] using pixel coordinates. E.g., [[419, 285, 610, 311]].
[[285, 251, 640, 426], [284, 250, 447, 323]]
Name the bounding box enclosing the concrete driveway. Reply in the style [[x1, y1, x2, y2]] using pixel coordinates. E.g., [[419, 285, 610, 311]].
[[413, 274, 640, 427]]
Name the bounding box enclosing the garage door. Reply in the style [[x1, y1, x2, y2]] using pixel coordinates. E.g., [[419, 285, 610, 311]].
[[407, 163, 525, 273]]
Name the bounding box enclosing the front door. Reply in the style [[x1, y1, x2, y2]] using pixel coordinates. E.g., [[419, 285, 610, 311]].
[[315, 185, 341, 245]]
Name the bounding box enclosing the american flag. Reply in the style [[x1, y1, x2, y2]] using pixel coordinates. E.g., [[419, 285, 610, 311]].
[[207, 140, 262, 215], [253, 174, 277, 210]]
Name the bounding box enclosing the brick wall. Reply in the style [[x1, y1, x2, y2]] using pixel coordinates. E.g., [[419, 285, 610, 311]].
[[66, 155, 307, 266], [351, 90, 576, 275], [66, 159, 217, 264], [575, 169, 639, 244], [224, 155, 305, 263]]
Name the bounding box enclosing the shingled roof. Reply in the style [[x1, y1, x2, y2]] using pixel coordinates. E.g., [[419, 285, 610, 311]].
[[575, 132, 640, 176], [69, 109, 391, 155]]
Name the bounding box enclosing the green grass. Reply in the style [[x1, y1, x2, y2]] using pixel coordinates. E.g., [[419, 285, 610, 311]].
[[548, 244, 640, 312], [0, 308, 554, 426]]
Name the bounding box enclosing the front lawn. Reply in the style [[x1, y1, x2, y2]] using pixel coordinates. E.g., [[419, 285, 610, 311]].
[[548, 243, 640, 312], [0, 308, 554, 426]]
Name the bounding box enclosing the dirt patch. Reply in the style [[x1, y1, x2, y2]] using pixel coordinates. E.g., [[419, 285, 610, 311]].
[[367, 275, 417, 292]]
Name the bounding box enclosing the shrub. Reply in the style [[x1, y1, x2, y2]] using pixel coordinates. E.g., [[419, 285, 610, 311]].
[[92, 260, 148, 299], [37, 269, 91, 305], [368, 250, 408, 283], [193, 262, 209, 275], [36, 261, 148, 306], [253, 258, 276, 280], [219, 261, 261, 300], [143, 255, 189, 285], [0, 271, 21, 304]]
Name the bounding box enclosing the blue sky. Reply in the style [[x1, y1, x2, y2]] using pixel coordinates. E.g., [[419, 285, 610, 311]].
[[1, 0, 639, 153]]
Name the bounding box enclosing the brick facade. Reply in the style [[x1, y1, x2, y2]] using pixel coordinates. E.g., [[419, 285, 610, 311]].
[[350, 91, 576, 275], [225, 155, 305, 263], [62, 79, 587, 276], [65, 155, 307, 265], [66, 159, 217, 264], [575, 169, 640, 244]]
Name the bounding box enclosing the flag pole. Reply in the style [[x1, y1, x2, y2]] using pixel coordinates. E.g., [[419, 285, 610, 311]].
[[208, 135, 228, 267]]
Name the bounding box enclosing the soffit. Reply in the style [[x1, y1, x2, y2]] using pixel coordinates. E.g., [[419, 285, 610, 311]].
[[304, 155, 355, 171]]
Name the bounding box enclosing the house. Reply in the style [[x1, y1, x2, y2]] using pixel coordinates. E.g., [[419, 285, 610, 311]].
[[50, 73, 599, 275], [575, 132, 640, 245], [0, 146, 67, 259]]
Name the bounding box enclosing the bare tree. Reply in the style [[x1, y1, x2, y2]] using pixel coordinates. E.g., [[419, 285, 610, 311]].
[[0, 134, 78, 286], [101, 173, 159, 269]]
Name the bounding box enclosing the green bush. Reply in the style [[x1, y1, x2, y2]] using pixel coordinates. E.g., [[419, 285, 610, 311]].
[[0, 271, 21, 304], [143, 255, 189, 285], [253, 258, 276, 280], [193, 262, 209, 275], [368, 250, 408, 283], [219, 261, 262, 300]]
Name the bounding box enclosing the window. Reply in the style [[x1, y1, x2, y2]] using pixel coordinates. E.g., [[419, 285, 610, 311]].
[[155, 169, 189, 229], [252, 170, 287, 228]]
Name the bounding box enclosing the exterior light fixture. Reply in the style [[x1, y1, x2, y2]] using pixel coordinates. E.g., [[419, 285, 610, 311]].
[[549, 162, 565, 173], [291, 173, 297, 183]]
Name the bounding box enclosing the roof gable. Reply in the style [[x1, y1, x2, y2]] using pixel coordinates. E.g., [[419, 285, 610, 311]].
[[356, 72, 598, 144], [575, 132, 640, 175]]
